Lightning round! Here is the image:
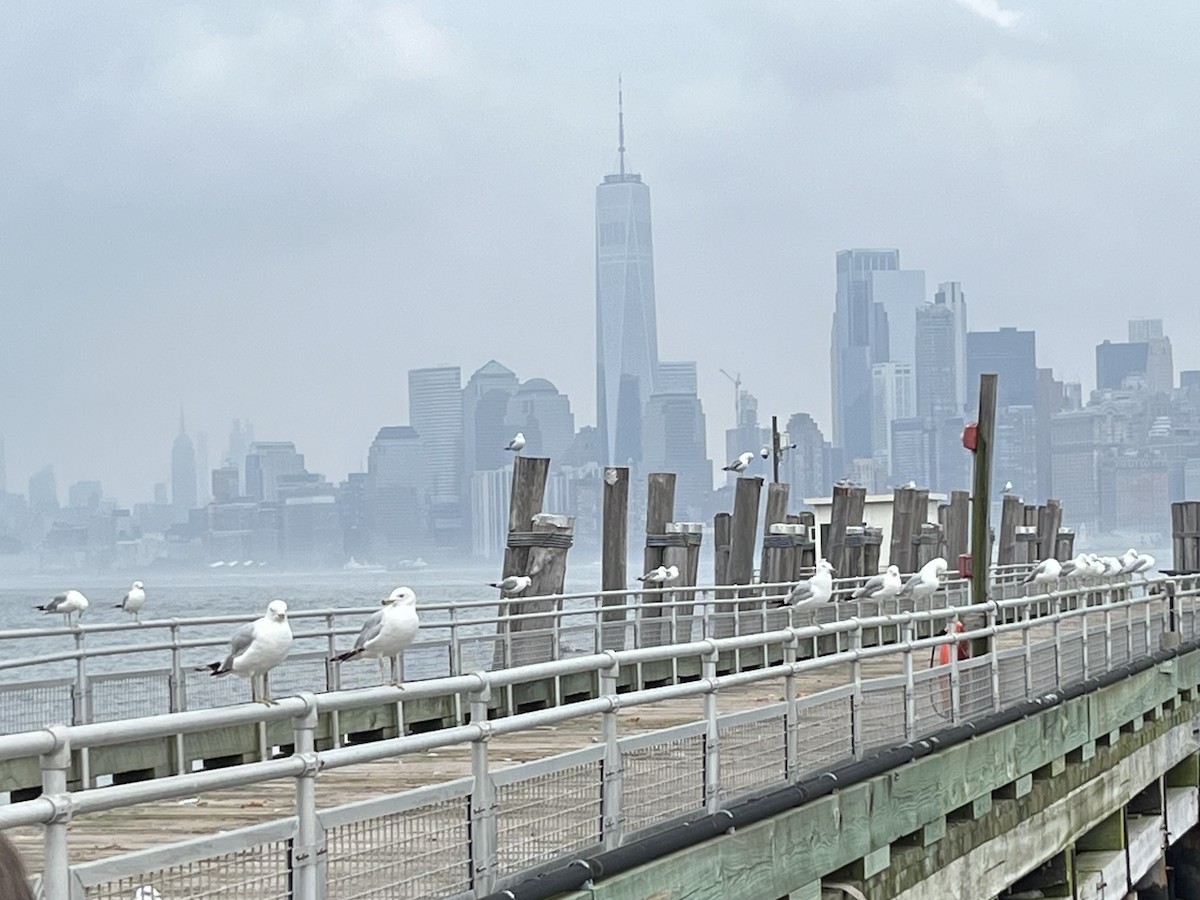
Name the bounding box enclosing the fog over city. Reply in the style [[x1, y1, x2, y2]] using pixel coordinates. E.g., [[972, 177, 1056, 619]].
[[1, 2, 1198, 568]]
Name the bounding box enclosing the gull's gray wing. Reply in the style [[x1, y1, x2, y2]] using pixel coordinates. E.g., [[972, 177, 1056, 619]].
[[1059, 560, 1077, 577], [119, 590, 133, 610], [855, 574, 885, 599], [222, 622, 257, 671], [353, 610, 386, 651], [44, 593, 69, 612], [1021, 560, 1047, 584], [786, 580, 814, 604], [898, 573, 922, 596]]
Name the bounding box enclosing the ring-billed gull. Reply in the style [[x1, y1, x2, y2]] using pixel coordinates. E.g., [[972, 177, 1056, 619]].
[[784, 559, 835, 605], [899, 557, 948, 601], [489, 575, 532, 596], [721, 452, 754, 474], [505, 432, 526, 453], [637, 565, 669, 584], [196, 600, 293, 704], [36, 590, 89, 627], [1022, 558, 1062, 588], [852, 566, 902, 601], [114, 581, 146, 623], [334, 587, 420, 686]]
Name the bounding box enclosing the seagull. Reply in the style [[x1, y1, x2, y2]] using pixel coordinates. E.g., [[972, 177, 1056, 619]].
[[1085, 554, 1107, 578], [784, 559, 835, 605], [663, 564, 680, 583], [1117, 548, 1142, 575], [505, 432, 526, 453], [1131, 552, 1155, 575], [638, 565, 669, 584], [1022, 557, 1063, 588], [722, 451, 754, 474], [1099, 556, 1123, 577], [1059, 553, 1090, 580], [852, 565, 902, 601], [333, 587, 420, 686], [36, 590, 89, 627], [114, 581, 146, 623], [489, 574, 532, 596], [899, 557, 948, 601], [1002, 481, 1014, 493], [195, 600, 293, 704], [903, 480, 917, 489], [133, 888, 163, 900]]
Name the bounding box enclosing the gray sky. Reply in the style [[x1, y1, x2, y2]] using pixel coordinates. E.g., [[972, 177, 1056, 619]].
[[2, 1, 1197, 501]]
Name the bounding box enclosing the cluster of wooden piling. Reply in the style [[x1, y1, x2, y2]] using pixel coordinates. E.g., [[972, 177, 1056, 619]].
[[997, 495, 1075, 566]]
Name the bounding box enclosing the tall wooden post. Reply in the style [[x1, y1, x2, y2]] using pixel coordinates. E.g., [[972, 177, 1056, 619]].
[[1038, 499, 1063, 562], [663, 523, 703, 644], [970, 374, 998, 608], [600, 467, 629, 648], [771, 415, 781, 484], [945, 490, 970, 567], [797, 511, 817, 571], [713, 513, 732, 593], [889, 486, 919, 572]]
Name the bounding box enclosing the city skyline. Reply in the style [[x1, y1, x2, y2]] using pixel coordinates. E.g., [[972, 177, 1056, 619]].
[[3, 3, 1199, 503]]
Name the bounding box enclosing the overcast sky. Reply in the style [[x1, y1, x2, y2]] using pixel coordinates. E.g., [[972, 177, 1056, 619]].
[[2, 1, 1198, 502]]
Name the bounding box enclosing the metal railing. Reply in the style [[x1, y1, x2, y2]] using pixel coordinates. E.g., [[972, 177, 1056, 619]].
[[0, 575, 977, 736], [0, 575, 1188, 899]]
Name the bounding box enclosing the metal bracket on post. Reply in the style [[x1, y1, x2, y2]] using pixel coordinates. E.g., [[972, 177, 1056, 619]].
[[291, 694, 323, 900], [702, 646, 721, 813], [599, 656, 623, 850], [469, 684, 497, 896]]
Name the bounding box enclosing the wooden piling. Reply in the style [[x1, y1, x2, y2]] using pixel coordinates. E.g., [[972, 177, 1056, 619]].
[[796, 511, 817, 571], [727, 476, 763, 590], [997, 494, 1023, 566], [915, 523, 943, 568], [969, 373, 998, 613], [759, 482, 790, 586], [1038, 499, 1063, 562], [1055, 528, 1075, 562], [889, 487, 924, 572], [713, 513, 732, 596], [1022, 505, 1039, 563], [862, 526, 884, 575], [1172, 501, 1200, 573], [826, 485, 866, 575], [945, 490, 970, 568], [661, 523, 704, 644], [640, 473, 677, 646], [600, 467, 629, 648]]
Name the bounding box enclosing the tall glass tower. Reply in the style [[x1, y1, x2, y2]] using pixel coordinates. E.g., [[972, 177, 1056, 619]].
[[596, 82, 659, 466]]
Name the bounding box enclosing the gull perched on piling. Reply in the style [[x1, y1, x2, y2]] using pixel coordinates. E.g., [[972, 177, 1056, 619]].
[[196, 600, 293, 704], [333, 587, 420, 686], [505, 432, 526, 453], [852, 565, 902, 601], [899, 557, 948, 601], [490, 574, 532, 596], [784, 559, 835, 605], [114, 581, 146, 623], [1022, 558, 1062, 588], [36, 590, 89, 627], [638, 565, 669, 584], [663, 564, 680, 583], [722, 452, 754, 474]]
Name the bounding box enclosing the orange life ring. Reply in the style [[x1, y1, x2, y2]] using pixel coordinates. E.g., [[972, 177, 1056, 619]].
[[934, 620, 968, 666]]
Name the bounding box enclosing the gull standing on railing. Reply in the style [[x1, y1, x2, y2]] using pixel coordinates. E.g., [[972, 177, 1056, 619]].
[[1022, 557, 1062, 588], [35, 589, 89, 627], [490, 575, 532, 596], [779, 558, 835, 606], [333, 587, 420, 686], [114, 581, 146, 623], [899, 557, 948, 601], [1059, 553, 1089, 581], [196, 600, 293, 704], [852, 565, 902, 601]]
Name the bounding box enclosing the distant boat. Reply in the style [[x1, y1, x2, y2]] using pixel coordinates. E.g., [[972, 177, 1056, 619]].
[[395, 557, 429, 570], [226, 560, 240, 567], [344, 557, 387, 573], [243, 560, 254, 566], [209, 561, 226, 568]]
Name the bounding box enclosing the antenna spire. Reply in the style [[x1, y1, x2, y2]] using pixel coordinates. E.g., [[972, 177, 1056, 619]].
[[617, 75, 626, 176]]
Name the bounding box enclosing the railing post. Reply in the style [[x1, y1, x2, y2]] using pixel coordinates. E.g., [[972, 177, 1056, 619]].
[[469, 685, 497, 895], [1022, 601, 1033, 700], [168, 622, 186, 713], [850, 624, 864, 759], [1081, 607, 1091, 680], [323, 613, 342, 748], [73, 630, 92, 789], [292, 694, 322, 900], [1103, 606, 1113, 674], [703, 646, 721, 813], [41, 725, 72, 900], [1052, 594, 1063, 689], [599, 657, 623, 850], [902, 623, 916, 740], [987, 603, 1001, 713], [948, 623, 962, 725], [784, 634, 799, 778], [1145, 597, 1154, 656]]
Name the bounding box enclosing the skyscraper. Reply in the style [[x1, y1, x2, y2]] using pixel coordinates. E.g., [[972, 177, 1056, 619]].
[[195, 431, 210, 506], [226, 419, 254, 494], [245, 442, 305, 502], [870, 269, 926, 365], [642, 361, 713, 518], [596, 83, 659, 466], [408, 366, 465, 547], [171, 415, 198, 523], [28, 466, 59, 515], [933, 282, 968, 413], [504, 378, 575, 462], [967, 328, 1037, 410], [871, 361, 915, 478], [783, 413, 830, 502], [463, 360, 519, 473], [366, 426, 427, 554], [831, 249, 899, 464]]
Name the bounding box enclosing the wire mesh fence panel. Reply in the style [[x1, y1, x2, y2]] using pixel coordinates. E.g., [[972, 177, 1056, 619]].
[[857, 683, 906, 753], [1061, 634, 1085, 685], [620, 732, 706, 834], [183, 667, 251, 711], [263, 653, 335, 699], [958, 659, 995, 719], [459, 633, 506, 672], [324, 795, 472, 900], [494, 758, 602, 877], [1109, 622, 1130, 669], [508, 630, 558, 668], [793, 694, 854, 776], [1029, 641, 1059, 697], [90, 671, 172, 722], [719, 714, 787, 800], [0, 678, 74, 734], [559, 622, 598, 658], [996, 652, 1027, 709], [82, 837, 293, 900], [912, 667, 955, 737], [1130, 623, 1150, 661]]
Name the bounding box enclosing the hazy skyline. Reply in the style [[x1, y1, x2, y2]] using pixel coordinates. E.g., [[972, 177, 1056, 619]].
[[3, 1, 1198, 501]]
